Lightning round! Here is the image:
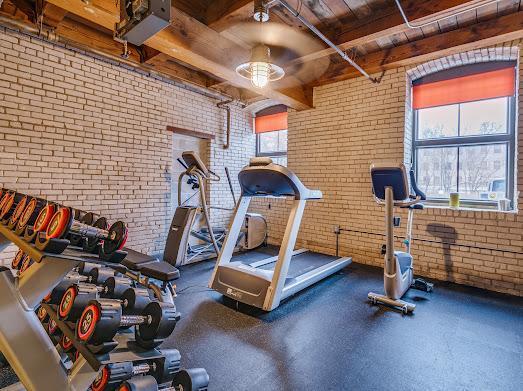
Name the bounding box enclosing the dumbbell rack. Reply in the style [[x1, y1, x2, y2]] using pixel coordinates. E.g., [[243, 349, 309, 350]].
[[0, 223, 163, 391]]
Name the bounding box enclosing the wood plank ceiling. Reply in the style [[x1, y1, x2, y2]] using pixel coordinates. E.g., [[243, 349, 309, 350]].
[[0, 0, 522, 110]]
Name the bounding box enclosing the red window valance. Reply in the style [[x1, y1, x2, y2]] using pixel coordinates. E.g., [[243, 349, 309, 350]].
[[412, 67, 516, 110], [255, 112, 288, 134]]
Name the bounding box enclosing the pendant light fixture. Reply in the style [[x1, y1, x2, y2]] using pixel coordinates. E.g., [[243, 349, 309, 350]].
[[236, 0, 285, 89]]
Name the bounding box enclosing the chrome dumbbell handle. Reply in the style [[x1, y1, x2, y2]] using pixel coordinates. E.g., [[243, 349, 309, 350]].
[[119, 314, 152, 327], [70, 219, 111, 240]]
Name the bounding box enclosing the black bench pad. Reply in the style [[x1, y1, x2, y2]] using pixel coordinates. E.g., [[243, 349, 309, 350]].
[[140, 261, 180, 282], [122, 248, 159, 271]]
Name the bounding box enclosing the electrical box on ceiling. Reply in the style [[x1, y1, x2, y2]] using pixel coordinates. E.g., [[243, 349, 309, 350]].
[[116, 0, 171, 46]]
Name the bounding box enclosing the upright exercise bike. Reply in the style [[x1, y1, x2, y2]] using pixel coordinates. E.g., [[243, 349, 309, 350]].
[[368, 163, 433, 314]]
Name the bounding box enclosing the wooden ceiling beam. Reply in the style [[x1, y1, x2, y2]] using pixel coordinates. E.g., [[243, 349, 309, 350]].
[[291, 0, 502, 65], [206, 0, 253, 32], [39, 1, 68, 28], [311, 10, 523, 86], [45, 0, 312, 109]]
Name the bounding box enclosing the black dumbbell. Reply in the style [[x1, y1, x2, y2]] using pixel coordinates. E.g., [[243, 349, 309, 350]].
[[118, 368, 209, 391], [102, 276, 133, 298], [46, 207, 128, 255], [117, 375, 157, 391], [6, 194, 29, 227], [58, 282, 142, 321], [15, 197, 47, 232], [36, 306, 49, 323], [11, 249, 25, 270], [171, 368, 210, 391], [43, 273, 91, 304], [60, 334, 75, 353], [89, 266, 118, 285], [47, 318, 62, 338], [90, 349, 181, 390], [29, 203, 58, 233], [77, 299, 178, 346], [0, 192, 26, 222], [18, 254, 34, 275], [69, 212, 96, 246], [58, 283, 101, 321], [77, 261, 102, 276]]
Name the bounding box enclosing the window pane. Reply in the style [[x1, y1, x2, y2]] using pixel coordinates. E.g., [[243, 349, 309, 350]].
[[458, 144, 507, 200], [459, 97, 508, 136], [417, 147, 458, 198], [278, 130, 288, 151], [417, 105, 458, 140], [258, 131, 279, 153]]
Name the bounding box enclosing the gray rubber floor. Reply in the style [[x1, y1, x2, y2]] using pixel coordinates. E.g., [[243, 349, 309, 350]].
[[169, 248, 523, 391], [1, 247, 522, 390]]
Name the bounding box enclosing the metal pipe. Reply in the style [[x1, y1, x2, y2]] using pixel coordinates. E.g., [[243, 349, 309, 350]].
[[394, 0, 501, 29], [217, 100, 233, 149], [274, 0, 379, 83]]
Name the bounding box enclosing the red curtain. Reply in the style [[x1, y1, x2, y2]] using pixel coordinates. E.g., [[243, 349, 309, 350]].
[[413, 67, 516, 110], [255, 112, 288, 134]]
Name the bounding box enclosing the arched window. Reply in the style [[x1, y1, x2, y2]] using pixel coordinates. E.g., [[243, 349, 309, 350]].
[[412, 61, 517, 208]]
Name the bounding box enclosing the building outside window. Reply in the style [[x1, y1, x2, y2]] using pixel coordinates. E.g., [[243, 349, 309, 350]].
[[255, 105, 288, 166], [412, 62, 517, 208]]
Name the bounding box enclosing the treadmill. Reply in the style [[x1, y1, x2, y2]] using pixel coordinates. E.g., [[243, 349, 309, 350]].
[[209, 158, 352, 311]]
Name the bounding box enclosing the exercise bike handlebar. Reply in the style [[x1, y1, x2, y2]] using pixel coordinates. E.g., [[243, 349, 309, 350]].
[[374, 194, 422, 208]]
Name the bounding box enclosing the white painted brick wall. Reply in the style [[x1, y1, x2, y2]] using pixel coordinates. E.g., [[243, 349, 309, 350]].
[[0, 27, 255, 264]]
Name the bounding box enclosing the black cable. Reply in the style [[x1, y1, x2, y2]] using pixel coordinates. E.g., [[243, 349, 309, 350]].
[[337, 227, 523, 256], [176, 284, 214, 294]]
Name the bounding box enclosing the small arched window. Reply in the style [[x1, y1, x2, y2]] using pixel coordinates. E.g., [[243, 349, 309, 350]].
[[254, 105, 288, 166]]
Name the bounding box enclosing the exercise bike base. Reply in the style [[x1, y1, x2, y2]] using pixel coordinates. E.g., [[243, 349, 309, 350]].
[[368, 292, 416, 314]]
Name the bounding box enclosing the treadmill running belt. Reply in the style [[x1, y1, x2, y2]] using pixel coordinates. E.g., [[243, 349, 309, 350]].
[[258, 251, 344, 279]]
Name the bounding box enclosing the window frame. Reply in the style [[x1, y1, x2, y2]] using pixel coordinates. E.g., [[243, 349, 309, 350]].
[[412, 96, 516, 208], [256, 129, 288, 158]]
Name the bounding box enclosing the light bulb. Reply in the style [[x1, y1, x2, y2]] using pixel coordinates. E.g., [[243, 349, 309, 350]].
[[250, 62, 270, 88]]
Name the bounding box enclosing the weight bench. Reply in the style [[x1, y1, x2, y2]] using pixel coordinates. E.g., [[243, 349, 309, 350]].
[[122, 248, 180, 282]]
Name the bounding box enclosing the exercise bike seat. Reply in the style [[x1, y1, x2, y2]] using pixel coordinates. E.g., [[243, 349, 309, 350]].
[[122, 248, 159, 271], [140, 261, 180, 282]]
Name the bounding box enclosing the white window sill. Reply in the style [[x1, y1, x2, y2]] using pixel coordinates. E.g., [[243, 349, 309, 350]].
[[422, 203, 517, 214]]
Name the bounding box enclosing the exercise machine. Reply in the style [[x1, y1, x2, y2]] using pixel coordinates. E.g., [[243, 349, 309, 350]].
[[164, 151, 267, 266], [209, 158, 352, 311], [368, 162, 433, 314]]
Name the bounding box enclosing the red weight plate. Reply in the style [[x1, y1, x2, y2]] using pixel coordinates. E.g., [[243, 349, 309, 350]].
[[91, 366, 110, 391], [33, 204, 56, 232], [0, 194, 15, 219], [61, 335, 73, 350], [77, 303, 100, 342], [9, 196, 27, 224], [19, 255, 32, 273], [11, 250, 24, 269], [18, 198, 37, 228], [46, 208, 71, 239], [58, 286, 77, 318]]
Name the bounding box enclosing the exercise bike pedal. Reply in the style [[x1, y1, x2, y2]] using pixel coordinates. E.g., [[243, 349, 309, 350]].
[[411, 278, 433, 292]]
